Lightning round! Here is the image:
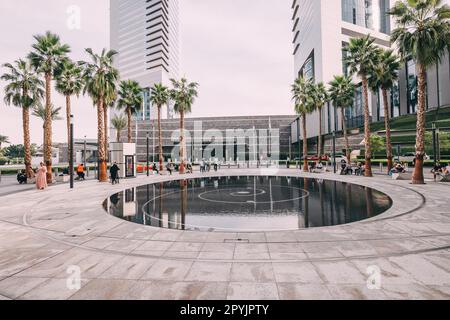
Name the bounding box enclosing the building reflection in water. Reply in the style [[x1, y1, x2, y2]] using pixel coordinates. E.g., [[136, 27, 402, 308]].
[[105, 176, 392, 232]]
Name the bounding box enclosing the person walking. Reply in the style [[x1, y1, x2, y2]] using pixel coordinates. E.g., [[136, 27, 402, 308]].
[[76, 164, 85, 180], [110, 162, 120, 185], [36, 162, 48, 190]]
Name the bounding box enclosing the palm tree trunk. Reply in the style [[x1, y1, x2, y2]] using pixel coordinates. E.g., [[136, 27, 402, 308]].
[[158, 105, 164, 172], [382, 88, 393, 172], [318, 106, 322, 160], [362, 76, 373, 177], [179, 110, 186, 174], [104, 104, 109, 162], [412, 64, 427, 184], [22, 105, 34, 179], [65, 95, 71, 167], [341, 107, 350, 162], [302, 114, 308, 172], [44, 72, 53, 183], [97, 98, 107, 182], [127, 107, 132, 144], [116, 129, 121, 143]]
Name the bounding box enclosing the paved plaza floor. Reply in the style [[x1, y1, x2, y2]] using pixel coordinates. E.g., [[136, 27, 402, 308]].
[[0, 168, 449, 300]]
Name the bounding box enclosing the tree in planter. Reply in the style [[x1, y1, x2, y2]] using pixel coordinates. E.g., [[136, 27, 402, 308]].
[[2, 59, 44, 178], [344, 35, 380, 177], [370, 134, 386, 158], [117, 80, 143, 143], [0, 135, 9, 150], [310, 82, 328, 160], [328, 75, 356, 162], [292, 76, 315, 171], [150, 83, 170, 172], [83, 48, 119, 182], [368, 49, 400, 172], [28, 31, 70, 183], [390, 0, 450, 184], [111, 114, 127, 143], [170, 78, 199, 174], [55, 59, 84, 166]]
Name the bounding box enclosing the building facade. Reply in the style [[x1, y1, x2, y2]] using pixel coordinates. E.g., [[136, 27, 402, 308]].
[[291, 0, 450, 144], [110, 0, 179, 121], [120, 115, 297, 163]]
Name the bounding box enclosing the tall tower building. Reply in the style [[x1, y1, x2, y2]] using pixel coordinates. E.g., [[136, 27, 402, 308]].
[[110, 0, 179, 121]]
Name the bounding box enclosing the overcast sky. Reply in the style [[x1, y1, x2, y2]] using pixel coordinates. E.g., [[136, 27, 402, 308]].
[[0, 0, 294, 145]]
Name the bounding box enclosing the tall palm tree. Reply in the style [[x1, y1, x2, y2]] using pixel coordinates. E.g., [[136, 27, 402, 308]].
[[117, 80, 143, 143], [368, 49, 401, 172], [0, 135, 9, 150], [170, 78, 199, 174], [344, 35, 380, 177], [55, 59, 84, 163], [390, 0, 450, 184], [83, 48, 119, 182], [2, 59, 44, 178], [111, 114, 127, 142], [328, 75, 356, 162], [310, 82, 328, 159], [28, 31, 70, 183], [32, 104, 62, 146], [104, 92, 117, 162], [150, 83, 170, 172], [292, 76, 315, 172]]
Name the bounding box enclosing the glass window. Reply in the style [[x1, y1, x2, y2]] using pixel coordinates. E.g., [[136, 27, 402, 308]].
[[341, 0, 390, 34], [407, 60, 418, 114], [300, 52, 315, 81]]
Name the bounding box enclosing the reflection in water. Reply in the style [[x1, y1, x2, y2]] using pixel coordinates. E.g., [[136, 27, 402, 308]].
[[103, 176, 392, 232]]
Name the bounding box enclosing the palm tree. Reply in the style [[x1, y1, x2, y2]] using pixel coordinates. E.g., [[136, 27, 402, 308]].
[[368, 49, 401, 172], [32, 104, 63, 121], [2, 59, 44, 178], [83, 48, 119, 182], [310, 82, 328, 160], [28, 31, 70, 183], [150, 83, 170, 172], [55, 59, 84, 163], [292, 76, 315, 172], [328, 75, 356, 162], [117, 80, 143, 143], [0, 135, 9, 150], [170, 78, 199, 174], [344, 35, 380, 177], [390, 0, 450, 184], [111, 114, 127, 142]]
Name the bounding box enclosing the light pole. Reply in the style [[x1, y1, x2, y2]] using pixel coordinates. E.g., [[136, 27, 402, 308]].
[[83, 135, 87, 169], [146, 132, 150, 177], [333, 104, 338, 174], [432, 123, 437, 163], [69, 115, 74, 189]]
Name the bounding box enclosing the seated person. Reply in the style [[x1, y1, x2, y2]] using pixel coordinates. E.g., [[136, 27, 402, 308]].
[[355, 162, 365, 176], [309, 162, 316, 173], [17, 170, 27, 184], [166, 162, 173, 175], [76, 164, 85, 180], [340, 159, 352, 175], [152, 163, 160, 175], [444, 162, 450, 176], [186, 163, 193, 174]]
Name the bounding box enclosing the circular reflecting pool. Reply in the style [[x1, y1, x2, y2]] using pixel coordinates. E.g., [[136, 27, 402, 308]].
[[103, 176, 392, 232]]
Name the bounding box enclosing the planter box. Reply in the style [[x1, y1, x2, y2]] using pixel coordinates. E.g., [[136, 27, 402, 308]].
[[56, 175, 70, 183]]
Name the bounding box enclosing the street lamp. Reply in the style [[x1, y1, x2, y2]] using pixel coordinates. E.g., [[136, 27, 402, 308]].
[[146, 132, 150, 177], [432, 123, 437, 163], [83, 135, 87, 172], [69, 114, 74, 189], [332, 104, 338, 174]]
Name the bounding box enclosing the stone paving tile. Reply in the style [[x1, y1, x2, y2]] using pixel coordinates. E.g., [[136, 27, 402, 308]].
[[19, 278, 91, 300], [0, 277, 49, 299], [140, 259, 193, 281], [269, 252, 308, 260], [235, 233, 268, 243], [335, 241, 379, 257], [104, 239, 145, 253], [387, 254, 450, 286], [301, 242, 344, 259], [277, 283, 333, 300], [82, 237, 121, 250], [267, 243, 304, 253], [230, 263, 275, 282], [97, 256, 157, 280], [381, 284, 450, 300], [129, 281, 228, 300], [313, 260, 366, 285], [0, 248, 63, 277], [167, 242, 204, 252], [151, 230, 183, 241], [201, 242, 236, 253], [163, 251, 200, 259], [0, 294, 11, 300], [69, 279, 138, 300], [197, 251, 234, 260], [184, 262, 232, 282], [227, 282, 279, 300], [272, 262, 323, 284], [326, 284, 388, 300]]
